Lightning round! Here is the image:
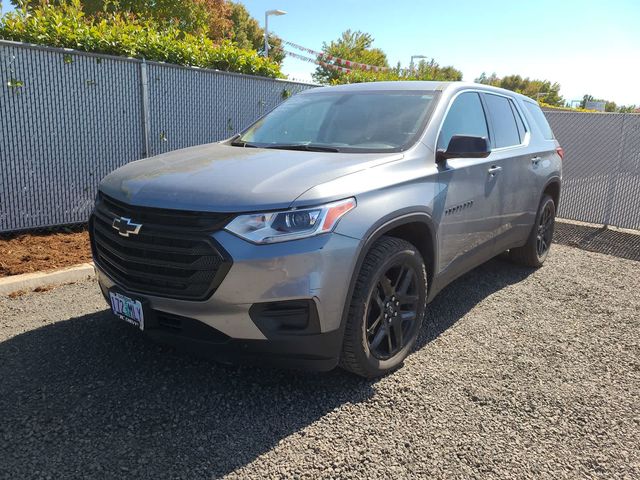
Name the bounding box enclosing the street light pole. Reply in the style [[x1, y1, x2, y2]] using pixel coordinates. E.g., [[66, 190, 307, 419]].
[[409, 54, 427, 72], [264, 9, 287, 58]]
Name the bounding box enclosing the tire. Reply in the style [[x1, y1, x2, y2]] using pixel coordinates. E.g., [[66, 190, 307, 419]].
[[340, 236, 428, 378], [509, 195, 556, 267]]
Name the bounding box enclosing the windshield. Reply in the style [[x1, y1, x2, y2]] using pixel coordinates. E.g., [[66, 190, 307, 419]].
[[237, 91, 437, 153]]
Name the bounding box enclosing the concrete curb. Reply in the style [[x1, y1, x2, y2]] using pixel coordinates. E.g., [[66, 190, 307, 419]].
[[0, 263, 95, 296], [557, 217, 640, 235]]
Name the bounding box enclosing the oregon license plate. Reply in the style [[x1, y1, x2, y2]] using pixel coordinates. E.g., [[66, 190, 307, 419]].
[[109, 291, 145, 330]]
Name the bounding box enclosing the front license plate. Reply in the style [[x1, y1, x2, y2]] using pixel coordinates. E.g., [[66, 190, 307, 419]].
[[109, 291, 145, 330]]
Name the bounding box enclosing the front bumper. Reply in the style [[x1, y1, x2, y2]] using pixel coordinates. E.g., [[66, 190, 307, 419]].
[[95, 230, 361, 370]]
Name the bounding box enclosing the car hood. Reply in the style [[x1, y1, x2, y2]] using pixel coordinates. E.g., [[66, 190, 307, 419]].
[[99, 143, 402, 212]]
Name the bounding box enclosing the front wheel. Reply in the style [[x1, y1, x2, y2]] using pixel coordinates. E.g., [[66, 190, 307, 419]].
[[509, 195, 556, 267], [340, 236, 427, 378]]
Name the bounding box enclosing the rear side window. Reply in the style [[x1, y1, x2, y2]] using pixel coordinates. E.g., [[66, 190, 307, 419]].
[[438, 92, 489, 150], [523, 101, 554, 140], [510, 102, 527, 141], [483, 94, 522, 148]]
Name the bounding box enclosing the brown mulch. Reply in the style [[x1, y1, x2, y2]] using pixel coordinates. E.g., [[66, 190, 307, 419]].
[[1, 221, 637, 279], [0, 230, 91, 277]]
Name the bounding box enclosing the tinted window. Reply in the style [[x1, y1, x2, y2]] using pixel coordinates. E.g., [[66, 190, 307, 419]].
[[510, 102, 527, 141], [438, 92, 488, 150], [240, 91, 436, 152], [523, 101, 554, 140], [484, 94, 521, 148]]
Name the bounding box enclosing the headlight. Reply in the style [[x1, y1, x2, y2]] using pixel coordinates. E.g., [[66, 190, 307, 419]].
[[225, 198, 356, 244]]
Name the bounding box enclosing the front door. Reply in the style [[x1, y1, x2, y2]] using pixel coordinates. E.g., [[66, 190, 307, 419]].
[[435, 92, 502, 278]]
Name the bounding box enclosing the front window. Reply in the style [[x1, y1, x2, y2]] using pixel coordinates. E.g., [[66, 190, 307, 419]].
[[236, 91, 437, 153], [437, 92, 489, 150]]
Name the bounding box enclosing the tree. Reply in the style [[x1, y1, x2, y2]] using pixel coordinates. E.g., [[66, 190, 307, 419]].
[[1, 1, 281, 76], [475, 72, 564, 106], [579, 94, 594, 109], [581, 94, 619, 112], [605, 101, 617, 113], [312, 30, 388, 84], [228, 1, 284, 63], [15, 0, 232, 42], [475, 72, 500, 86], [14, 1, 286, 62], [411, 58, 462, 81], [618, 104, 638, 113], [311, 30, 461, 85]]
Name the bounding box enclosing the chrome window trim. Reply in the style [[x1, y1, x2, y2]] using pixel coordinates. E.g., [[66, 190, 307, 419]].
[[435, 88, 532, 153]]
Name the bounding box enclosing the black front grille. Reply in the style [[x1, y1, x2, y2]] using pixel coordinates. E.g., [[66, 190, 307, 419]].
[[89, 193, 233, 300]]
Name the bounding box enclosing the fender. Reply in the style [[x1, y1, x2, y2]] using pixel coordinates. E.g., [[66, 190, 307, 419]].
[[338, 208, 438, 333], [542, 176, 562, 208]]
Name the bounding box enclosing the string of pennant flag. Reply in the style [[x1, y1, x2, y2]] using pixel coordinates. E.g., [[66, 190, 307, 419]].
[[284, 50, 354, 73], [282, 39, 390, 72], [282, 39, 428, 76]]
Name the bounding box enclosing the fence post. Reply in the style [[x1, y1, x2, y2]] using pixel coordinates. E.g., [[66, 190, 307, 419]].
[[602, 113, 627, 226], [139, 59, 151, 158]]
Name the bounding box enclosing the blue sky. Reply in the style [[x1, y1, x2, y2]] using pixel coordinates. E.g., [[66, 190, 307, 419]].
[[244, 0, 640, 105], [3, 1, 638, 104]]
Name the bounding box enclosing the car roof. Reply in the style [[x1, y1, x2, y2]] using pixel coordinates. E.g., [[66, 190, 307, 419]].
[[300, 80, 533, 102], [300, 81, 451, 93]]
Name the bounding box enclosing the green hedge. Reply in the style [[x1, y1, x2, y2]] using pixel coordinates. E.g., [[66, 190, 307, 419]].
[[0, 1, 281, 78]]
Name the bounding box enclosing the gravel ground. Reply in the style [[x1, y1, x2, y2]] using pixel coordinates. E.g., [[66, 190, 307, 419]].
[[0, 244, 638, 479]]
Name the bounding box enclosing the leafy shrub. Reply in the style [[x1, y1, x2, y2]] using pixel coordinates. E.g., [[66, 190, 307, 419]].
[[0, 0, 281, 78]]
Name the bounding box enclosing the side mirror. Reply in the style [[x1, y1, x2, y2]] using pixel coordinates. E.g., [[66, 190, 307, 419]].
[[436, 135, 491, 166]]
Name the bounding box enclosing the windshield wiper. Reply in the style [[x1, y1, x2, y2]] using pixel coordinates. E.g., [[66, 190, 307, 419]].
[[230, 140, 259, 148], [263, 144, 341, 153]]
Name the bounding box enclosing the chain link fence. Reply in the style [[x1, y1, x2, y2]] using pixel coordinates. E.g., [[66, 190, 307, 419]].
[[0, 41, 313, 233], [1, 40, 639, 233], [545, 110, 640, 230]]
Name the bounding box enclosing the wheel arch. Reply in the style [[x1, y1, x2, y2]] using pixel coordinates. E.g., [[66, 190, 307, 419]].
[[339, 211, 437, 331], [542, 177, 561, 209]]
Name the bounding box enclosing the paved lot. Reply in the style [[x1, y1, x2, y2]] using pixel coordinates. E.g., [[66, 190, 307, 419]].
[[1, 244, 638, 479]]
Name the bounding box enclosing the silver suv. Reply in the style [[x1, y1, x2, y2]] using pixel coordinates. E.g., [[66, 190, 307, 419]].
[[90, 81, 562, 378]]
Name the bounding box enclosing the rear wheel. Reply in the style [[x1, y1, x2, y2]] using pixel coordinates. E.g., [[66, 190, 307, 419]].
[[509, 195, 556, 267], [340, 236, 427, 378]]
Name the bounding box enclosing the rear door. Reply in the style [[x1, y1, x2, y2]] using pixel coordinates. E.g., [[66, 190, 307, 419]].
[[481, 93, 537, 249], [436, 92, 502, 278], [521, 99, 562, 200]]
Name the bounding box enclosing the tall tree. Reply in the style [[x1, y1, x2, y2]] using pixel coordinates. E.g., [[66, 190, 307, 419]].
[[579, 94, 595, 109], [475, 72, 564, 106], [312, 30, 388, 84]]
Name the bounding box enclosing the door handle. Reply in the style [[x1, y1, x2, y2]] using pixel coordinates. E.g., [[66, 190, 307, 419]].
[[531, 156, 542, 165], [488, 165, 502, 176]]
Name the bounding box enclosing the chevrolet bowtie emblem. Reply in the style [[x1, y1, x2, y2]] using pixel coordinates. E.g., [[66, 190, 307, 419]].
[[112, 217, 142, 237]]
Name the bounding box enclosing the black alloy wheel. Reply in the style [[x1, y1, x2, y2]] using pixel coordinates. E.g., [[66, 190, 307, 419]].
[[340, 236, 428, 378], [536, 201, 554, 257], [508, 194, 556, 267], [365, 262, 420, 360]]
